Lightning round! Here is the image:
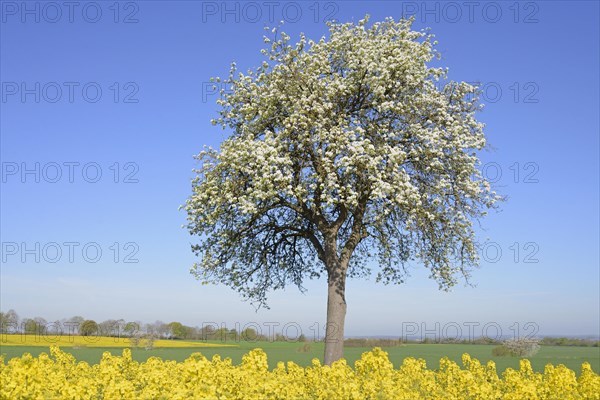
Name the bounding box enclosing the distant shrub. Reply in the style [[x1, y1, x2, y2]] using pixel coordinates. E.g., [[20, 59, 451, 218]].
[[492, 345, 512, 356], [144, 334, 156, 350], [471, 336, 502, 345], [129, 336, 140, 347], [297, 343, 312, 353], [344, 338, 402, 348], [493, 338, 540, 357]]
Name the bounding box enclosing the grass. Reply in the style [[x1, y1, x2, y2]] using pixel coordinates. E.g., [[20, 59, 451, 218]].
[[1, 339, 598, 375]]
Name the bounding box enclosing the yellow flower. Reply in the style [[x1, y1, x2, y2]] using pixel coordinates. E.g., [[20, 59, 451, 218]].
[[1, 347, 598, 399]]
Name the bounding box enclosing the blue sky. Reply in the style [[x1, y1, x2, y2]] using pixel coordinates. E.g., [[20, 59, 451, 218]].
[[1, 1, 598, 340]]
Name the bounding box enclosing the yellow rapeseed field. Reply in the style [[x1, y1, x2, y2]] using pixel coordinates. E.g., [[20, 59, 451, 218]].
[[0, 334, 234, 348], [1, 346, 598, 399]]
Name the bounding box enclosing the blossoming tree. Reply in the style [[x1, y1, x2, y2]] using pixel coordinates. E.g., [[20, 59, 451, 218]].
[[185, 16, 499, 364]]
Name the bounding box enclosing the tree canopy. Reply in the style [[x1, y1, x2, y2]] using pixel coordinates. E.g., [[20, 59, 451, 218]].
[[185, 16, 500, 363], [79, 320, 99, 336]]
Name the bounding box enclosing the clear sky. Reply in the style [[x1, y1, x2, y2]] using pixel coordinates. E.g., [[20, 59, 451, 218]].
[[1, 1, 598, 340]]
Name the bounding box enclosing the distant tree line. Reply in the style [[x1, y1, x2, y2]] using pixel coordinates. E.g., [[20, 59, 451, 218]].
[[539, 337, 600, 347], [2, 310, 598, 347], [0, 310, 307, 342]]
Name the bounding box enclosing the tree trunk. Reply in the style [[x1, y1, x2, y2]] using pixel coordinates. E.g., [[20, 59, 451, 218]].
[[324, 265, 347, 365]]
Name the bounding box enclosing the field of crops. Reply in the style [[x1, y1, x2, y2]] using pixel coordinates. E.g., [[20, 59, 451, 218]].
[[0, 334, 233, 348], [1, 345, 599, 399], [1, 339, 599, 374]]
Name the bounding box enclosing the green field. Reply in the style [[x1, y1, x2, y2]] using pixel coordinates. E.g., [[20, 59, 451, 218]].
[[1, 341, 598, 375]]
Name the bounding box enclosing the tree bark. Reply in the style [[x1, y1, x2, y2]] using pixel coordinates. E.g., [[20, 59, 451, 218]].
[[324, 263, 347, 365]]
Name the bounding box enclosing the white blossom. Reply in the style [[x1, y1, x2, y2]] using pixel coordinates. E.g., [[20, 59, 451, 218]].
[[184, 16, 501, 305]]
